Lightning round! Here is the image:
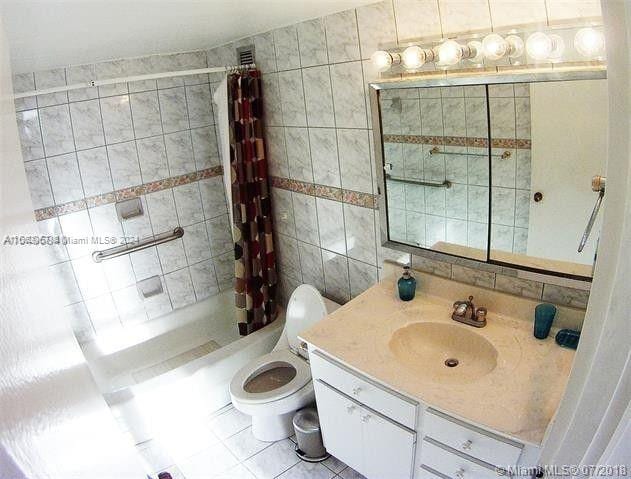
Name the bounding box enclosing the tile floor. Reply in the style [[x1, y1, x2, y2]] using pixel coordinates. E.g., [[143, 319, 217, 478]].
[[136, 404, 365, 479]]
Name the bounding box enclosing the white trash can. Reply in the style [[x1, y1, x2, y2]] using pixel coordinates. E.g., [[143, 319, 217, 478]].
[[292, 407, 329, 462]]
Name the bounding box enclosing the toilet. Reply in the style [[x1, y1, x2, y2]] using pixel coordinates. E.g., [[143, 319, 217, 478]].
[[229, 284, 339, 441]]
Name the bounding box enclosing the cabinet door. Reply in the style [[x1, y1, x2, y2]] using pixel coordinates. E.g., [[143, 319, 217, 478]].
[[314, 380, 363, 472], [362, 409, 416, 479]]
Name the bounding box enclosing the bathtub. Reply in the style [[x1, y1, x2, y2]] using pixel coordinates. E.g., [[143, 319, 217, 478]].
[[81, 290, 284, 443]]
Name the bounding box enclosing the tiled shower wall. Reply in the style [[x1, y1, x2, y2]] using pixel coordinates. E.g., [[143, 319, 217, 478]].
[[381, 83, 532, 255], [14, 51, 233, 342], [205, 0, 597, 306]]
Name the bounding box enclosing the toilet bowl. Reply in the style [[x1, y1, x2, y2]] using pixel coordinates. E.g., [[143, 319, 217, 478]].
[[229, 284, 339, 441]]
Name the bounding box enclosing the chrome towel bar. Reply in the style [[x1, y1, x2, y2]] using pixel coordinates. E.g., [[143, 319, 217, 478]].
[[92, 227, 184, 263], [385, 173, 451, 188]]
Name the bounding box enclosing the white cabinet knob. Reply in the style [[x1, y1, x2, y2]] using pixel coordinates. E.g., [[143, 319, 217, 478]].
[[352, 387, 361, 396], [361, 414, 371, 423], [461, 439, 473, 451], [346, 405, 356, 414], [454, 467, 465, 479]]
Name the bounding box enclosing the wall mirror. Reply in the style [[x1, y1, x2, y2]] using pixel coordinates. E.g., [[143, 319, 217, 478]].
[[370, 70, 607, 280]]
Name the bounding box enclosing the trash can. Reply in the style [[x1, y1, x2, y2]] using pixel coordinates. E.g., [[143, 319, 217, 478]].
[[292, 407, 329, 462]]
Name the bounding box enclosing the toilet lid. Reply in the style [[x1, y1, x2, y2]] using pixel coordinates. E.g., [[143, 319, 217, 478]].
[[285, 284, 328, 352]]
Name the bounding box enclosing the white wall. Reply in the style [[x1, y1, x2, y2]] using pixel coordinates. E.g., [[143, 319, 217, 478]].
[[0, 18, 146, 479], [528, 79, 608, 265]]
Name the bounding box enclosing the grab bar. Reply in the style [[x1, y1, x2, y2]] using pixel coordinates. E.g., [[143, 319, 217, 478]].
[[578, 176, 606, 253], [92, 227, 184, 263], [385, 173, 451, 188]]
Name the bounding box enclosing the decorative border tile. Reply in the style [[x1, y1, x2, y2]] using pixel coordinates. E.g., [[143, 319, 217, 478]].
[[270, 176, 377, 209], [383, 134, 531, 150], [33, 165, 223, 221]]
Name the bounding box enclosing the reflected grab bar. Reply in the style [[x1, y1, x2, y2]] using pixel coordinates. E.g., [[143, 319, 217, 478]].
[[385, 173, 451, 188], [578, 176, 606, 253], [92, 227, 184, 263]]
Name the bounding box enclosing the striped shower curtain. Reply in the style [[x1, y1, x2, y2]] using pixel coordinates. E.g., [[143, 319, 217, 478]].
[[227, 70, 278, 335]]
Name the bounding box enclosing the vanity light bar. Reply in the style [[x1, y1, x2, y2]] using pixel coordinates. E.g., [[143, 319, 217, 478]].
[[374, 27, 605, 72]]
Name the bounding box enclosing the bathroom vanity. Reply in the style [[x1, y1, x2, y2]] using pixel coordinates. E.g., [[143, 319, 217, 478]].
[[300, 269, 580, 479]]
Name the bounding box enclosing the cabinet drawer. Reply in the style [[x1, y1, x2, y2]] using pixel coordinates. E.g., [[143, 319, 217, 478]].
[[310, 350, 417, 429], [424, 409, 522, 467], [418, 465, 450, 479], [420, 439, 503, 479]]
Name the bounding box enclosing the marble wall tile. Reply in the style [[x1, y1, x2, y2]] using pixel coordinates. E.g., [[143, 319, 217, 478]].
[[66, 64, 98, 102], [468, 185, 489, 223], [266, 126, 289, 177], [309, 128, 340, 188], [337, 128, 372, 194], [465, 97, 488, 138], [165, 268, 196, 309], [356, 1, 398, 59], [344, 203, 377, 265], [425, 214, 446, 247], [489, 97, 516, 139], [16, 110, 44, 161], [420, 98, 444, 136], [130, 246, 163, 281], [273, 26, 301, 71], [159, 87, 189, 133], [491, 223, 514, 251], [546, 0, 601, 24], [47, 153, 84, 204], [261, 74, 284, 126], [88, 203, 123, 238], [446, 218, 468, 246], [174, 183, 204, 226], [302, 66, 335, 127], [489, 0, 547, 28], [165, 130, 195, 175], [515, 150, 531, 190], [492, 153, 516, 188], [206, 214, 233, 257], [38, 217, 69, 264], [130, 91, 163, 138], [137, 136, 169, 182], [186, 84, 214, 128], [101, 255, 136, 290], [298, 241, 325, 292], [322, 250, 350, 303], [467, 154, 489, 186], [122, 196, 153, 240], [95, 59, 129, 97], [199, 177, 227, 219], [107, 140, 142, 189], [100, 95, 134, 144], [491, 187, 516, 226], [389, 208, 407, 242], [515, 189, 530, 228], [324, 10, 361, 63], [50, 261, 82, 304], [404, 184, 424, 212], [513, 227, 528, 254], [542, 283, 590, 309], [468, 221, 488, 251], [394, 0, 442, 41], [317, 197, 346, 255], [183, 222, 212, 264], [39, 104, 75, 157], [34, 68, 68, 107], [277, 70, 307, 127], [292, 192, 319, 246], [146, 189, 179, 233], [444, 152, 467, 184], [348, 259, 378, 298], [442, 97, 466, 137], [191, 126, 219, 169], [297, 19, 328, 68], [406, 210, 425, 246], [330, 61, 367, 129], [69, 99, 105, 150], [13, 72, 36, 111], [213, 251, 235, 288], [451, 264, 496, 289], [24, 159, 54, 208], [271, 187, 296, 237], [495, 273, 543, 299], [190, 259, 220, 300], [284, 127, 313, 183], [425, 187, 446, 216], [58, 210, 93, 259], [515, 97, 531, 138], [253, 32, 278, 73], [439, 0, 492, 34], [275, 233, 302, 281], [445, 183, 468, 220]]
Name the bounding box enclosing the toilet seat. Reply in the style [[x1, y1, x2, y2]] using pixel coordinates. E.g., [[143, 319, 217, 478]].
[[230, 349, 311, 405]]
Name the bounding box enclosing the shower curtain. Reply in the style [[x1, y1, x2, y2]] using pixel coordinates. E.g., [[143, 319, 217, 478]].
[[225, 70, 278, 335]]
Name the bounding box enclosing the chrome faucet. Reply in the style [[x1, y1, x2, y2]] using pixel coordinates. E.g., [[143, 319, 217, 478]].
[[452, 295, 487, 328]]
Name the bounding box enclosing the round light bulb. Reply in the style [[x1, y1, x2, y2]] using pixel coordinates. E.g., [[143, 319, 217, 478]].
[[467, 41, 484, 63], [505, 35, 525, 58], [526, 32, 553, 60], [437, 40, 463, 66], [548, 34, 565, 60], [482, 34, 508, 61], [371, 50, 393, 72], [401, 46, 426, 69], [574, 27, 605, 58]]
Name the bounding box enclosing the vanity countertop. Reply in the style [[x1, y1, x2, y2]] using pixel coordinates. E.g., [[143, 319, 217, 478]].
[[300, 276, 577, 445]]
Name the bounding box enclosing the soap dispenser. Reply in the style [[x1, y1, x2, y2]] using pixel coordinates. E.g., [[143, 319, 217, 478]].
[[398, 265, 416, 301]]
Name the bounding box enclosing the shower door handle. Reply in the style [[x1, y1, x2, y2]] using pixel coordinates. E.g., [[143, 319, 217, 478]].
[[578, 176, 606, 253]]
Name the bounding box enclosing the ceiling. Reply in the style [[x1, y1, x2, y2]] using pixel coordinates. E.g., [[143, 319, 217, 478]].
[[0, 0, 377, 74]]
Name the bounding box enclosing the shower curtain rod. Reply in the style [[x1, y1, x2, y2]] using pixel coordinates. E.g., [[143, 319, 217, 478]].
[[13, 63, 256, 99]]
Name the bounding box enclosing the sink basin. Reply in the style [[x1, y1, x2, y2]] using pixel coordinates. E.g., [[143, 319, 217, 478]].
[[389, 322, 498, 383]]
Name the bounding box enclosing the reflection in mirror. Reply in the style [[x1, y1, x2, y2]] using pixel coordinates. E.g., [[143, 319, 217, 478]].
[[488, 79, 607, 278], [380, 85, 489, 262]]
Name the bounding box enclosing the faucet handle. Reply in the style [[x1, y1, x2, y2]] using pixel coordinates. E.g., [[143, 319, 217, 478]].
[[475, 307, 487, 322]]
